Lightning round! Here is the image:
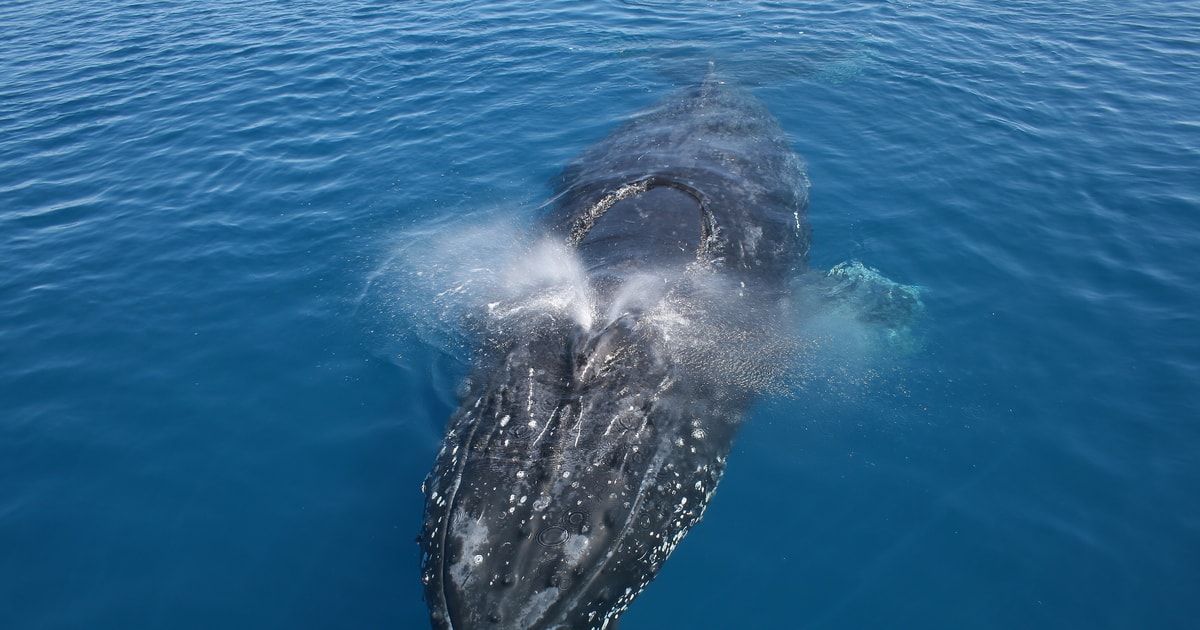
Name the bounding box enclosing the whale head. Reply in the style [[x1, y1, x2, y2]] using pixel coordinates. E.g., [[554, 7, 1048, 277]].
[[419, 303, 745, 629]]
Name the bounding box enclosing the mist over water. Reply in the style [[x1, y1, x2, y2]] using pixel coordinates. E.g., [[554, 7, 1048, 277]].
[[362, 212, 921, 406]]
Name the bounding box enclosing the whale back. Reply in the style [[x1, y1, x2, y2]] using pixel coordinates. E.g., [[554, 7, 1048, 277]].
[[547, 77, 811, 281]]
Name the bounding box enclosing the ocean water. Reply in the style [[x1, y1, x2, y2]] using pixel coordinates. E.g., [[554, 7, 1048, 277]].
[[2, 1, 1198, 628]]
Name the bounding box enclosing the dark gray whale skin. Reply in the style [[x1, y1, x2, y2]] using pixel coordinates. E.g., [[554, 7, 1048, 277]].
[[419, 76, 812, 630]]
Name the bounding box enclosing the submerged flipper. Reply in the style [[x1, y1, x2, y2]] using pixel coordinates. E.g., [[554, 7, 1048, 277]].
[[819, 260, 924, 350]]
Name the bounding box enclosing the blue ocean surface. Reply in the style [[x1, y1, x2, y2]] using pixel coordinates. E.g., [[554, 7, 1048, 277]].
[[2, 1, 1198, 628]]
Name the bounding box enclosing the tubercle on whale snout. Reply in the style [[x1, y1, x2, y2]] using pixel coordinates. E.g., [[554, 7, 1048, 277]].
[[419, 76, 811, 629]]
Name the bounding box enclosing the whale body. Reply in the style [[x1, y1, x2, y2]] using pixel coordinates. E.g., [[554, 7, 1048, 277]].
[[418, 75, 812, 629]]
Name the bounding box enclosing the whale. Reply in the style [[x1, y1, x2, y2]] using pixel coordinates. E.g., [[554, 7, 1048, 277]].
[[418, 74, 812, 629]]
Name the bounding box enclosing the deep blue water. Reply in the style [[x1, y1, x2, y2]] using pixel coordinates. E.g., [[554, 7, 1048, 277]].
[[3, 1, 1198, 628]]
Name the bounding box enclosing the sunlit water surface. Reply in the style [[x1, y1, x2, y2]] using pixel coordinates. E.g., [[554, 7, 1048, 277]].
[[2, 1, 1197, 628]]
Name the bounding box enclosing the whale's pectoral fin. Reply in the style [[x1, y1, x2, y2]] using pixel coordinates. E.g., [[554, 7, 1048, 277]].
[[824, 260, 924, 325], [812, 260, 925, 352]]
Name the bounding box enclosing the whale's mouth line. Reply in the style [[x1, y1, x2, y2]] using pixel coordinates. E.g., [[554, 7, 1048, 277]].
[[566, 176, 713, 251]]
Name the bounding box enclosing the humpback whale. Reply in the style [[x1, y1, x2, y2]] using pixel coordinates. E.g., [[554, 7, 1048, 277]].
[[418, 75, 812, 629]]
